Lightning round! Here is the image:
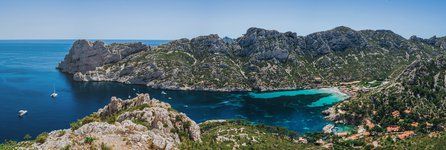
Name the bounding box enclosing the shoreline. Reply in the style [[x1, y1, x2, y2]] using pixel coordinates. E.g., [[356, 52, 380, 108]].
[[67, 72, 352, 93]]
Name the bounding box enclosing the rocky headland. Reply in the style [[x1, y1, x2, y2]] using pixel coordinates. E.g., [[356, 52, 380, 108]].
[[57, 26, 446, 92], [58, 40, 149, 74]]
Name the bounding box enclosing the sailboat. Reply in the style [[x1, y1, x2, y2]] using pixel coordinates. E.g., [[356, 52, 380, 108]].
[[50, 84, 58, 98], [18, 110, 28, 117]]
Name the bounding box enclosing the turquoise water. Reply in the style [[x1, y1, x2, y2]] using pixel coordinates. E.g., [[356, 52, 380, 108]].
[[248, 88, 349, 107], [0, 40, 348, 141]]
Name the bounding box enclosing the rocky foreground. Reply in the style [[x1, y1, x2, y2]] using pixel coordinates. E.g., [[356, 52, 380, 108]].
[[20, 94, 201, 150], [57, 27, 446, 92]]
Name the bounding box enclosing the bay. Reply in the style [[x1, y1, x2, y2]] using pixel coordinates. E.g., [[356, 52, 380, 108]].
[[0, 40, 348, 141]]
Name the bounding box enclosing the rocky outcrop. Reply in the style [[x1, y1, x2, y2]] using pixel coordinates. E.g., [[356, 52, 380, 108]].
[[236, 27, 302, 61], [155, 34, 229, 58], [58, 27, 446, 92], [322, 124, 335, 134], [435, 37, 446, 50], [190, 34, 229, 57], [57, 40, 149, 74], [410, 36, 446, 50], [305, 26, 367, 55], [28, 94, 200, 150]]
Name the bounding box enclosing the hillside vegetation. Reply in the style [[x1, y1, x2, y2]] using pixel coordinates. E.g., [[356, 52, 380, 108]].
[[58, 27, 446, 92]]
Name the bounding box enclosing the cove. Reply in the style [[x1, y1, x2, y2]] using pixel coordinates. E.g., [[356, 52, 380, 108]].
[[248, 88, 350, 107], [0, 40, 349, 142]]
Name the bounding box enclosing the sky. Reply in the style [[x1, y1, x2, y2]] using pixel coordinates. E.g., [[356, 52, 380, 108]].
[[0, 0, 445, 40]]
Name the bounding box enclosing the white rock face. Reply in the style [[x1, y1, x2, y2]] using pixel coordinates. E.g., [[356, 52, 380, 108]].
[[27, 94, 200, 150], [57, 40, 148, 74], [323, 124, 335, 134]]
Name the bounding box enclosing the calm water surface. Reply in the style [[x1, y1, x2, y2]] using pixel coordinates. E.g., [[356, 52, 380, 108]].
[[0, 40, 347, 141]]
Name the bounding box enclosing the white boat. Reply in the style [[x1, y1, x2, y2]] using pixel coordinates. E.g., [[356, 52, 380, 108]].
[[183, 105, 189, 108], [161, 91, 167, 95], [18, 110, 28, 117], [168, 97, 172, 99], [50, 92, 58, 98], [50, 84, 58, 98]]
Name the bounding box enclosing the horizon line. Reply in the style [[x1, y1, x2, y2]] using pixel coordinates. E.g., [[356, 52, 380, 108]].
[[0, 39, 172, 41], [1, 25, 445, 40]]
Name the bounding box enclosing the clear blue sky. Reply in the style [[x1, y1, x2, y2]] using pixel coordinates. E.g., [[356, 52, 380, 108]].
[[0, 0, 445, 39]]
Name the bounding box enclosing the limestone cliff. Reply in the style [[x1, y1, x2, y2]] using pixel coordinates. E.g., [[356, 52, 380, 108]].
[[26, 94, 200, 150], [58, 27, 446, 91], [57, 40, 149, 74]]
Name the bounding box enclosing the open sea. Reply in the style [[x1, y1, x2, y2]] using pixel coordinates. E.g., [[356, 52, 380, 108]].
[[0, 40, 348, 142]]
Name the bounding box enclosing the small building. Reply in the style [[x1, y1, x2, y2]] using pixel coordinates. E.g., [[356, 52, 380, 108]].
[[314, 77, 322, 83], [386, 125, 400, 132], [397, 131, 415, 140], [391, 111, 400, 118], [364, 119, 375, 129]]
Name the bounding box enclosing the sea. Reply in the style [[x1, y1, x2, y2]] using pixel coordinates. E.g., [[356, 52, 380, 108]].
[[0, 40, 349, 142]]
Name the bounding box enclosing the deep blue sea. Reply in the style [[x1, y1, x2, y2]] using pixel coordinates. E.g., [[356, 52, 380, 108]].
[[0, 40, 348, 142]]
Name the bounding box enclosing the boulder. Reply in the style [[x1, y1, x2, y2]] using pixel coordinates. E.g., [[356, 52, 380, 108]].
[[323, 124, 335, 134]]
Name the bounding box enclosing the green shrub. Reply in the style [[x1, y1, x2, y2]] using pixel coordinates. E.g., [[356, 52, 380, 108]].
[[58, 130, 66, 137], [0, 140, 19, 150], [35, 132, 49, 144], [70, 114, 100, 130], [183, 121, 191, 128], [23, 134, 32, 140], [70, 121, 82, 130], [84, 137, 95, 144]]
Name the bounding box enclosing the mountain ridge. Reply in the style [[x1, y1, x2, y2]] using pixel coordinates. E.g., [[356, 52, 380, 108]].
[[57, 26, 446, 92]]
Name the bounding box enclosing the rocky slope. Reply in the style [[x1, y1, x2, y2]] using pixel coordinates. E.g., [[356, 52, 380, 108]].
[[23, 94, 200, 150], [325, 54, 446, 139], [58, 27, 446, 91]]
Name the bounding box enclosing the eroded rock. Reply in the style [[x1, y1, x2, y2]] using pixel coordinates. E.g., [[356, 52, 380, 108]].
[[28, 94, 200, 150]]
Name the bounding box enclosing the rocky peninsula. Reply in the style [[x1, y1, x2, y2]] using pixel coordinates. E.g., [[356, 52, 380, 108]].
[[57, 27, 446, 92]]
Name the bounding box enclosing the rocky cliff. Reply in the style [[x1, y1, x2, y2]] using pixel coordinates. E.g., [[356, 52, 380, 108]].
[[58, 27, 446, 91], [57, 40, 149, 74], [26, 94, 200, 150], [410, 36, 446, 50]]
